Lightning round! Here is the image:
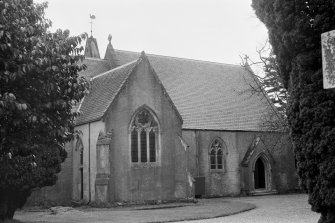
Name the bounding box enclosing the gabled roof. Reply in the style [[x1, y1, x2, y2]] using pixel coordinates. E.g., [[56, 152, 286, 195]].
[[76, 52, 182, 126], [75, 60, 138, 125], [241, 136, 261, 167], [110, 50, 271, 131], [76, 42, 276, 131]]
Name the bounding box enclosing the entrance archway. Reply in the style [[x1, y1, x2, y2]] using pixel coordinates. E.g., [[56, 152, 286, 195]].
[[254, 158, 266, 189]]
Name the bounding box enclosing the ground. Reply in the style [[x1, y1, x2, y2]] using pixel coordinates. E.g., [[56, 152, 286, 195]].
[[13, 194, 318, 223], [176, 194, 320, 223]]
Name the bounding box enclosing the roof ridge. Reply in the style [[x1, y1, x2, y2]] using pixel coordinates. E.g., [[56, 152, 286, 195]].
[[84, 57, 107, 61], [92, 59, 138, 80], [114, 49, 241, 67]]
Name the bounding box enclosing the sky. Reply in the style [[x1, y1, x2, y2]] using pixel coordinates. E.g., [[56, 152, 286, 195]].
[[35, 0, 269, 66]]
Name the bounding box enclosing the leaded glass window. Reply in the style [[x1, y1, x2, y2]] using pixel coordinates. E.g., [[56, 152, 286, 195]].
[[149, 130, 156, 162], [209, 139, 226, 171], [130, 109, 159, 163], [210, 149, 216, 169], [131, 129, 138, 162], [140, 130, 147, 162]]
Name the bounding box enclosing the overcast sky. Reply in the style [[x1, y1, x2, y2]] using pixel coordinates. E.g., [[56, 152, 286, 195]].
[[35, 0, 269, 65]]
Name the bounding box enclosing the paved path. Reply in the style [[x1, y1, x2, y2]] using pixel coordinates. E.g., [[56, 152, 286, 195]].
[[174, 194, 320, 223]]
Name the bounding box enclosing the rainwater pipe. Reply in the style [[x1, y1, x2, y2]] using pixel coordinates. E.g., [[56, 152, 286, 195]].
[[88, 122, 91, 203]]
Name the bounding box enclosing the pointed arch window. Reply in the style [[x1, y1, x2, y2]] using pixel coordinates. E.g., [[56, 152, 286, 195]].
[[130, 109, 159, 163], [75, 139, 84, 200], [209, 138, 226, 171]]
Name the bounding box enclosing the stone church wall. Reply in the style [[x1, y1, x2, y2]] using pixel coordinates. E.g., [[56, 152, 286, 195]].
[[238, 132, 298, 194], [26, 120, 105, 206], [182, 130, 241, 197], [182, 130, 298, 197], [73, 121, 105, 203], [103, 58, 188, 202]]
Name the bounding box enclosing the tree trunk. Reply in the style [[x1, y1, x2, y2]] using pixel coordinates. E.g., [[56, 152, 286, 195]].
[[0, 189, 30, 221], [319, 210, 335, 223]]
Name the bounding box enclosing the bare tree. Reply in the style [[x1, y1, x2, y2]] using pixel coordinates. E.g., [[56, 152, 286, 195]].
[[240, 41, 290, 152]]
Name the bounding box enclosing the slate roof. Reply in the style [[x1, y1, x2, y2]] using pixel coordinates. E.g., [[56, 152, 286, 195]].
[[76, 60, 138, 125], [79, 57, 111, 79], [76, 49, 274, 131], [112, 50, 271, 131]]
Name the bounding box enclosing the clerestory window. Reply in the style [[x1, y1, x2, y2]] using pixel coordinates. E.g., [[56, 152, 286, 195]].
[[209, 138, 226, 171], [130, 108, 159, 163]]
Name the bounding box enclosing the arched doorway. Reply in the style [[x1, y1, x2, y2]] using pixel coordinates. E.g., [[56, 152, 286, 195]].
[[254, 158, 266, 189]]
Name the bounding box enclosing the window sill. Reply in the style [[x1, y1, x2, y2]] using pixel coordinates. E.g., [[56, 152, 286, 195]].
[[131, 162, 160, 169], [210, 169, 225, 173]]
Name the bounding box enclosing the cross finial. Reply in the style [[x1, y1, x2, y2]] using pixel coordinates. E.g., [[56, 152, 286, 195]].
[[244, 55, 249, 63]]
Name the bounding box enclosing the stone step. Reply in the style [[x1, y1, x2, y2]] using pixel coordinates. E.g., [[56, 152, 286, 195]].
[[250, 190, 278, 196]]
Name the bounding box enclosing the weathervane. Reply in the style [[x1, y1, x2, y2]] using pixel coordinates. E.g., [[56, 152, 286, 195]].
[[89, 14, 96, 37]]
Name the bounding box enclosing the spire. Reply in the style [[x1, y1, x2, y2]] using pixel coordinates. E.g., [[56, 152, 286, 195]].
[[84, 14, 100, 58], [104, 34, 118, 68], [84, 36, 101, 59]]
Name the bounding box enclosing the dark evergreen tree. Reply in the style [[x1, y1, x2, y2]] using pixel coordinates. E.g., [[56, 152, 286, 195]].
[[0, 0, 88, 220], [252, 1, 335, 222]]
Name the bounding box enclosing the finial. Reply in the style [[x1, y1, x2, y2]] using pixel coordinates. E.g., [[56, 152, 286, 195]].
[[89, 14, 96, 37], [140, 51, 148, 61], [108, 34, 112, 44], [244, 55, 249, 63], [244, 55, 249, 65]]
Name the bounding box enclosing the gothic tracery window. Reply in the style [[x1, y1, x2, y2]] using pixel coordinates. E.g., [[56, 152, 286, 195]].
[[209, 139, 226, 170], [130, 109, 159, 163]]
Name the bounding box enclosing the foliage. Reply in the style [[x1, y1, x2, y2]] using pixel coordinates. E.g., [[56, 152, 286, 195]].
[[0, 0, 88, 220], [252, 0, 335, 222]]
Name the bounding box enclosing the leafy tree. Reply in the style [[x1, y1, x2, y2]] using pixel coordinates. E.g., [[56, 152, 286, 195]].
[[252, 1, 335, 222], [0, 0, 88, 220]]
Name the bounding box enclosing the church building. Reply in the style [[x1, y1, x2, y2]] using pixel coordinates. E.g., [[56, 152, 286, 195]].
[[28, 35, 298, 206]]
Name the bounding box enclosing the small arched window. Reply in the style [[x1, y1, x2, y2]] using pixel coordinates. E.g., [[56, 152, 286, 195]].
[[130, 108, 159, 163], [76, 139, 84, 200], [209, 138, 226, 171]]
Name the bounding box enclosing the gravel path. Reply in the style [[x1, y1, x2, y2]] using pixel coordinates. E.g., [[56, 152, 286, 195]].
[[14, 194, 318, 223], [15, 199, 254, 223], [174, 194, 320, 223]]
